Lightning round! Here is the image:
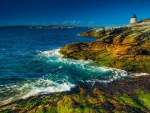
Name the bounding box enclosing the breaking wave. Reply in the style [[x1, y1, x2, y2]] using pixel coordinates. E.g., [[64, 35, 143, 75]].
[[0, 49, 129, 106]]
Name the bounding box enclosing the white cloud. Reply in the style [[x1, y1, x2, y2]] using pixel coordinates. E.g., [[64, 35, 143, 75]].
[[62, 21, 83, 25], [62, 21, 70, 24], [89, 22, 94, 24]]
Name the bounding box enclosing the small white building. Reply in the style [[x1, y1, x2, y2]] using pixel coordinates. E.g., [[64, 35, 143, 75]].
[[130, 14, 137, 24]]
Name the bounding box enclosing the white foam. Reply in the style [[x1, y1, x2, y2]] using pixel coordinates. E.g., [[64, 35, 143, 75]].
[[38, 49, 129, 82], [0, 51, 129, 106], [85, 69, 128, 88], [34, 49, 129, 89], [39, 49, 60, 57], [21, 79, 75, 99], [130, 73, 149, 77], [0, 78, 75, 106]]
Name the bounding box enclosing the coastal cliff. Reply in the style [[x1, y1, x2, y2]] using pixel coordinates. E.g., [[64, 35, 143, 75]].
[[59, 22, 150, 73]]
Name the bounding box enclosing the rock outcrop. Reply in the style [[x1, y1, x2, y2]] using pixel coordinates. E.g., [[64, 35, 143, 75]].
[[60, 22, 150, 73]]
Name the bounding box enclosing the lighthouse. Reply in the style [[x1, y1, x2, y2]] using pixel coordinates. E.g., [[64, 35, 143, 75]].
[[130, 14, 137, 25]]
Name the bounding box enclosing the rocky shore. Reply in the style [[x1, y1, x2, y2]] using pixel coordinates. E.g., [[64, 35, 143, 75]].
[[0, 75, 150, 113], [59, 22, 150, 73]]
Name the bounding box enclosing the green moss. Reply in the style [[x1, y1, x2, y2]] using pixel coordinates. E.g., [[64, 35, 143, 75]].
[[26, 99, 39, 109], [36, 109, 44, 113], [86, 95, 99, 106], [97, 51, 110, 58], [142, 62, 150, 72], [57, 96, 74, 113], [122, 36, 135, 44], [0, 109, 9, 113], [46, 108, 57, 113], [98, 94, 106, 102], [97, 108, 105, 113], [114, 94, 145, 111], [16, 102, 25, 108], [118, 60, 150, 72], [41, 99, 49, 105], [1, 88, 150, 113], [83, 107, 98, 113], [72, 94, 87, 107], [122, 61, 138, 71], [118, 94, 134, 104], [136, 90, 150, 109], [16, 97, 39, 110], [56, 93, 62, 97], [74, 108, 83, 113]]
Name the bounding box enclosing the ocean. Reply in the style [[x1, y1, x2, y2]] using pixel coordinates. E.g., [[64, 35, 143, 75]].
[[0, 27, 128, 105]]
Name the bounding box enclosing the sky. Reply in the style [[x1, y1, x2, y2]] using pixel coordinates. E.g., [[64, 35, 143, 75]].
[[0, 0, 150, 26]]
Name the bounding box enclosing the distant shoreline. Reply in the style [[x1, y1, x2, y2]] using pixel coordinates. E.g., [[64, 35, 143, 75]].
[[0, 25, 92, 29]]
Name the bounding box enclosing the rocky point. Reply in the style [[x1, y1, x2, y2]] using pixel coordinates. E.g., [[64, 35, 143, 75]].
[[59, 21, 150, 73]]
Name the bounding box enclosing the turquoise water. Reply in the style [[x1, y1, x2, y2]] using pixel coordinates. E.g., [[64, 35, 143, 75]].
[[0, 28, 128, 105]]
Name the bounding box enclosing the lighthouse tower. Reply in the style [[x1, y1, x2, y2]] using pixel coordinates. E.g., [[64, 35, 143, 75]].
[[130, 14, 137, 25]]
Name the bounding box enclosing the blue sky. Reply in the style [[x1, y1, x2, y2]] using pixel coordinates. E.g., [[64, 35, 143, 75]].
[[0, 0, 150, 26]]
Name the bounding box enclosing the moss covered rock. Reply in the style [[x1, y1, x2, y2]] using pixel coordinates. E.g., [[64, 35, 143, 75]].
[[1, 76, 150, 113], [60, 22, 150, 73]]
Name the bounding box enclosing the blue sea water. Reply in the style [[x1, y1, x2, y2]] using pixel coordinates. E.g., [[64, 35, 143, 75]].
[[0, 27, 128, 105]]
